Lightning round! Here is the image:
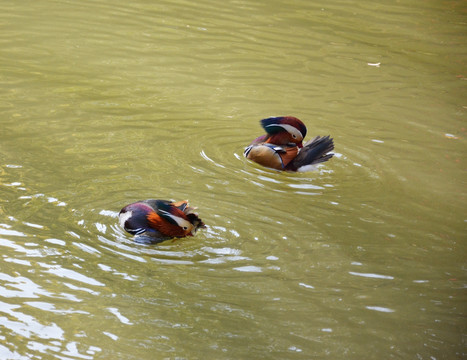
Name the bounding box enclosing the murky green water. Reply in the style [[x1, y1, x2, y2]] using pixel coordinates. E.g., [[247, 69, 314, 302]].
[[0, 0, 465, 358]]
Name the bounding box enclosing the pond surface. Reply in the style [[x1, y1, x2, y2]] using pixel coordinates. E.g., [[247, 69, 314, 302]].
[[0, 0, 465, 359]]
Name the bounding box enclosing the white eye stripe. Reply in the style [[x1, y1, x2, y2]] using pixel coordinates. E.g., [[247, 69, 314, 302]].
[[119, 210, 132, 229], [159, 210, 193, 230], [265, 124, 303, 140]]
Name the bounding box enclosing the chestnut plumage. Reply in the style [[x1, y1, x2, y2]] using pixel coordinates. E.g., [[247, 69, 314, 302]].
[[119, 199, 205, 243], [244, 116, 334, 171]]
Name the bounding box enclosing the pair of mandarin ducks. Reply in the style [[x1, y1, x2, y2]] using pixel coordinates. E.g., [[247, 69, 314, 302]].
[[119, 116, 334, 243]]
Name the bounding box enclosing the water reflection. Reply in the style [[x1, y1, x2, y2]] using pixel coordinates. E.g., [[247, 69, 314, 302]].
[[39, 263, 105, 288], [0, 300, 64, 339], [0, 166, 120, 359], [0, 273, 52, 299], [107, 307, 133, 325], [366, 306, 395, 313], [348, 271, 394, 280]]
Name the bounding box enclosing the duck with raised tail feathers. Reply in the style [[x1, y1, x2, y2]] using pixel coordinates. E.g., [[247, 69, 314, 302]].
[[244, 116, 334, 172], [119, 199, 205, 243]]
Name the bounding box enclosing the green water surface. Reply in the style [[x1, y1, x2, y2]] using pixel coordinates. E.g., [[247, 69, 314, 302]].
[[0, 0, 465, 359]]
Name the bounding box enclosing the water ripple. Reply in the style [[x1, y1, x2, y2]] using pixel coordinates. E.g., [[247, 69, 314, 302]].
[[107, 307, 133, 325], [348, 271, 395, 280], [0, 274, 52, 299], [38, 262, 105, 287], [0, 300, 64, 340], [366, 306, 396, 313]]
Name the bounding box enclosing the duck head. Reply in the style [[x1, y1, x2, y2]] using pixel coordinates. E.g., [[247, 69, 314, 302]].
[[261, 116, 307, 147]]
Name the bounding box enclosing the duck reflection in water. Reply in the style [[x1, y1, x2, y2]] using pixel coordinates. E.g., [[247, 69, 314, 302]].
[[119, 199, 205, 244], [244, 116, 334, 172]]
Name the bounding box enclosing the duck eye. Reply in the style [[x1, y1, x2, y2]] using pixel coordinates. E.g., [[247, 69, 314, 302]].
[[183, 226, 188, 230], [292, 134, 297, 139]]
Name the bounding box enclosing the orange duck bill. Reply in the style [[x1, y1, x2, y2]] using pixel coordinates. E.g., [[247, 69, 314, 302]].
[[244, 116, 334, 172], [118, 199, 205, 243]]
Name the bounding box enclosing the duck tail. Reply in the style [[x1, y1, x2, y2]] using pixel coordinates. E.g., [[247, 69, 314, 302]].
[[286, 135, 334, 171]]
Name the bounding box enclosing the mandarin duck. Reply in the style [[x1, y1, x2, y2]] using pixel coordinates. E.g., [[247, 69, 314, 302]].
[[119, 199, 205, 243], [244, 116, 334, 172]]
